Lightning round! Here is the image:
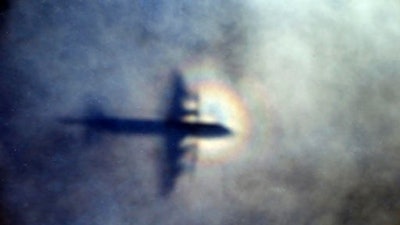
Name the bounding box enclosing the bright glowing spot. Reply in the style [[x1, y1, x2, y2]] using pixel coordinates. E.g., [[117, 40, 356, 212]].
[[193, 82, 251, 165], [180, 57, 252, 166]]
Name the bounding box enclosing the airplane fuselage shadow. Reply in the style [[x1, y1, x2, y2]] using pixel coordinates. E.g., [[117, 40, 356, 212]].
[[60, 117, 231, 137]]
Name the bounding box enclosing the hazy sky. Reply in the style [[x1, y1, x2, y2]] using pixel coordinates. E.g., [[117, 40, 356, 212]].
[[1, 1, 400, 225]]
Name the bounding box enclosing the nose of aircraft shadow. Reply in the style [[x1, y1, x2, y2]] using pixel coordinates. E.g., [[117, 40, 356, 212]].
[[215, 125, 233, 137]]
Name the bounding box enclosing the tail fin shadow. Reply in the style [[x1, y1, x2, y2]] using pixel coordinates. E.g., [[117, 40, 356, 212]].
[[84, 96, 107, 119]]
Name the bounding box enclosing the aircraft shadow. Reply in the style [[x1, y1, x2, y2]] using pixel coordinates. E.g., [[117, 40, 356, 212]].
[[59, 71, 231, 197]]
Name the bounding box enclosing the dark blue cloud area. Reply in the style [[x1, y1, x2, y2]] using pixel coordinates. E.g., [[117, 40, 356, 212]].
[[1, 1, 400, 225]]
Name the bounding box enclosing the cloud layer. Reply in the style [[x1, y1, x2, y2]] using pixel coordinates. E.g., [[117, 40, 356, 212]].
[[1, 1, 400, 225]]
